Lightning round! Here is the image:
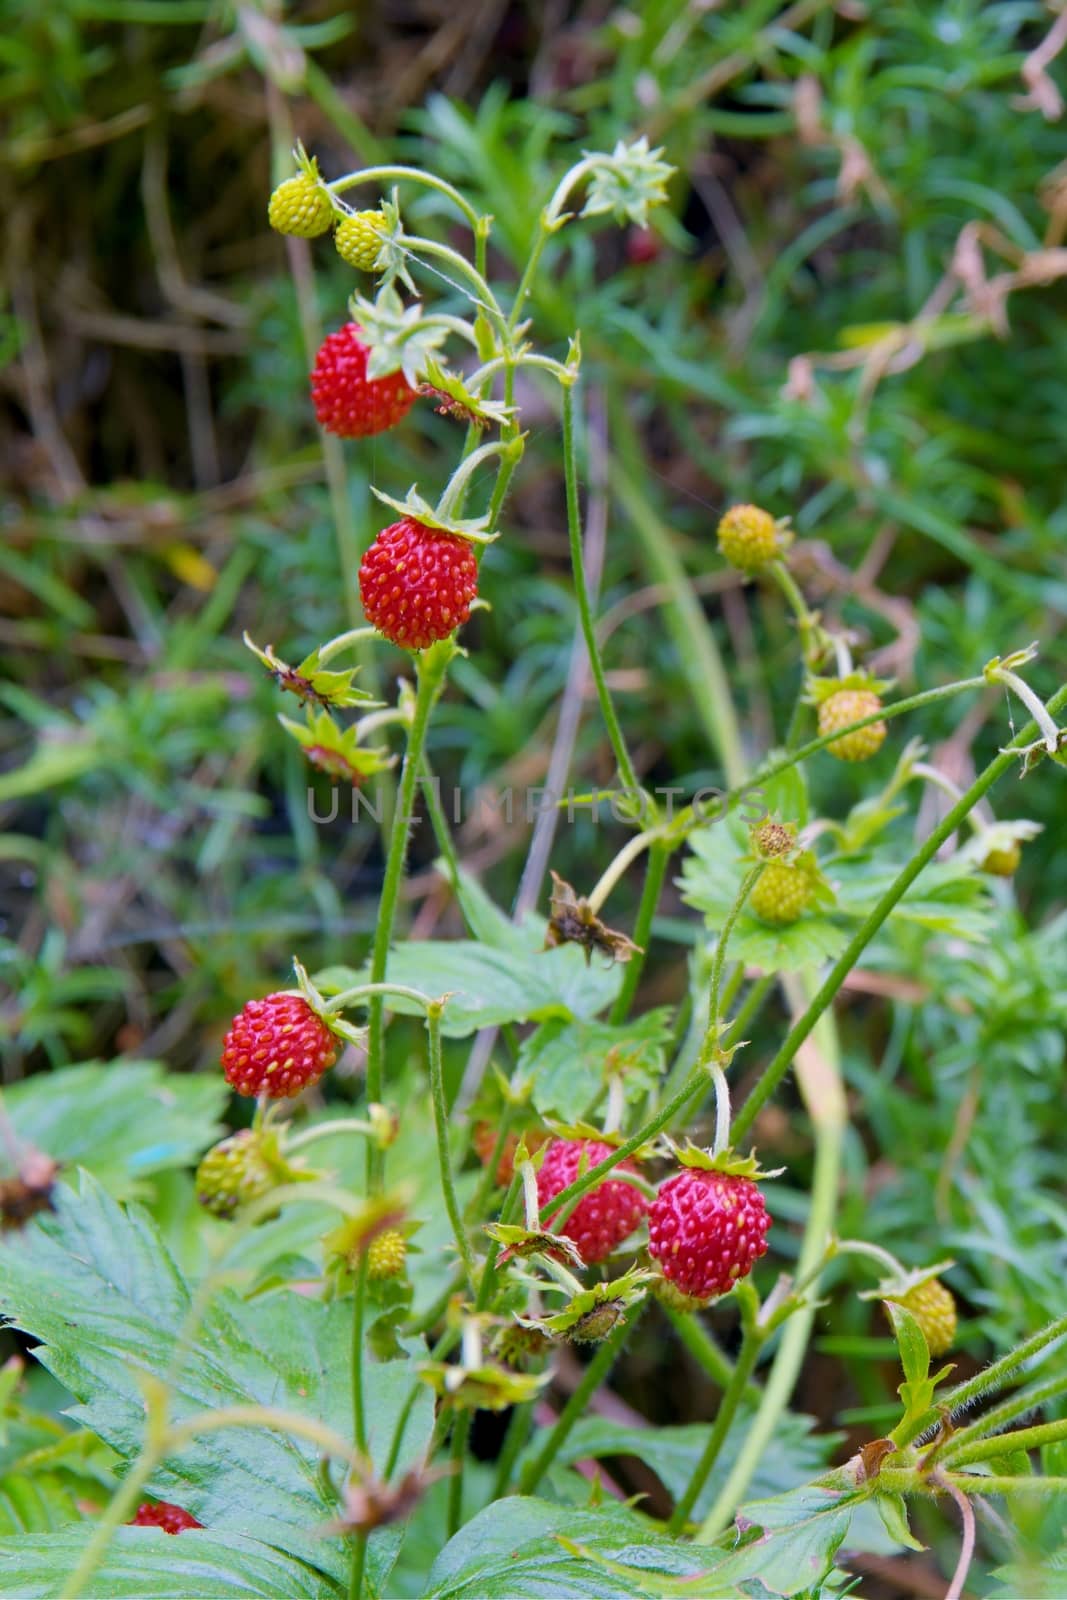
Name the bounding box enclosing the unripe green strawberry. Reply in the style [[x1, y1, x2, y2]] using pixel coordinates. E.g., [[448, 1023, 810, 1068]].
[[366, 1228, 407, 1281], [268, 172, 333, 238], [195, 1130, 274, 1218], [818, 689, 887, 763], [335, 211, 388, 270], [750, 860, 813, 926], [981, 840, 1021, 877], [717, 504, 781, 573], [890, 1277, 957, 1356]]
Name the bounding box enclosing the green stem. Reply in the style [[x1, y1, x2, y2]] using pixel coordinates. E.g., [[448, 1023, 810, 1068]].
[[695, 981, 846, 1544], [365, 643, 451, 1186], [945, 1418, 1067, 1469], [517, 1306, 641, 1495], [878, 1468, 1067, 1498], [563, 383, 641, 797], [351, 1251, 369, 1456], [702, 863, 765, 1062], [348, 1535, 367, 1600], [609, 838, 671, 1023], [732, 679, 1067, 1144], [427, 1003, 477, 1297], [668, 1324, 763, 1533], [661, 1304, 751, 1393], [493, 1399, 536, 1497], [399, 234, 508, 339], [769, 559, 822, 665], [475, 1171, 522, 1311], [383, 1327, 459, 1479], [943, 1372, 1067, 1454], [448, 1411, 472, 1535], [327, 164, 482, 235]]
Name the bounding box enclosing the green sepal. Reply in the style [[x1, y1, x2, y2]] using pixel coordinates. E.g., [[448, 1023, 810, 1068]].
[[348, 283, 448, 384], [517, 1267, 651, 1342], [804, 671, 895, 706], [370, 484, 499, 545], [659, 1138, 784, 1181], [419, 357, 516, 429], [278, 708, 395, 787], [418, 1360, 550, 1412], [243, 632, 376, 710], [484, 1222, 584, 1269], [857, 1258, 956, 1302], [579, 137, 675, 227]]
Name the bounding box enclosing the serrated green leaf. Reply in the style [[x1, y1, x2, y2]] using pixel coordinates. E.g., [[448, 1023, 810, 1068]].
[[528, 1403, 838, 1520], [0, 1176, 433, 1587], [4, 1062, 228, 1200], [517, 1010, 672, 1122], [730, 915, 851, 972], [317, 936, 619, 1036], [424, 1496, 745, 1599], [0, 1526, 336, 1598], [712, 1480, 859, 1597]]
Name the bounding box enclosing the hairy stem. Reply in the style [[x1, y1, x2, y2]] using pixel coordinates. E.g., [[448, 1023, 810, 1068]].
[[427, 1003, 477, 1296], [365, 642, 451, 1187], [563, 383, 642, 797], [668, 1324, 763, 1533]]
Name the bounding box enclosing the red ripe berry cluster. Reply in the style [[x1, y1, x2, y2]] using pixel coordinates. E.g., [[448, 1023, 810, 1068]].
[[130, 1500, 202, 1534], [358, 517, 479, 651], [221, 994, 337, 1099], [648, 1170, 770, 1301], [310, 323, 415, 438], [536, 1137, 647, 1265]]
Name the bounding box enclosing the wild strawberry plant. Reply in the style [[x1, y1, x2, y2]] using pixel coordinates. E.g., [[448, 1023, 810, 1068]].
[[2, 129, 1067, 1600]]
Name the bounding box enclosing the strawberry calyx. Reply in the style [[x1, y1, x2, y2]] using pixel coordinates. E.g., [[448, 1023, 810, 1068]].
[[804, 669, 895, 706], [485, 1221, 585, 1269], [659, 1137, 784, 1182], [857, 1257, 956, 1303]]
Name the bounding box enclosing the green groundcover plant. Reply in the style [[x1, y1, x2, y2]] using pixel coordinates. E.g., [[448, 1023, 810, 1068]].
[[3, 20, 1067, 1599]]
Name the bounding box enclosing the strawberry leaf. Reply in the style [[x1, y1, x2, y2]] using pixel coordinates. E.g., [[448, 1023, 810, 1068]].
[[0, 1175, 433, 1591]]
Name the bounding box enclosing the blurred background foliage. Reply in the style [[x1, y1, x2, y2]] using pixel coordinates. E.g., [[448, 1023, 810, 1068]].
[[2, 3, 1066, 1582]]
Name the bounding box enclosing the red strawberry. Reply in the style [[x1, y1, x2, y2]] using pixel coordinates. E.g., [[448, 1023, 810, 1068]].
[[221, 993, 337, 1100], [310, 323, 416, 438], [359, 517, 479, 651], [536, 1138, 646, 1265], [648, 1169, 770, 1301], [130, 1500, 202, 1534]]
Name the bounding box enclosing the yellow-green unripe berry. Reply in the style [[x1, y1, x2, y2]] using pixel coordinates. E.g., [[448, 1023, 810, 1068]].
[[717, 503, 780, 573], [366, 1228, 407, 1281], [981, 840, 1021, 878], [268, 173, 334, 238], [195, 1130, 274, 1218], [891, 1277, 958, 1357], [335, 211, 388, 271], [750, 860, 813, 926], [818, 689, 887, 763]]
